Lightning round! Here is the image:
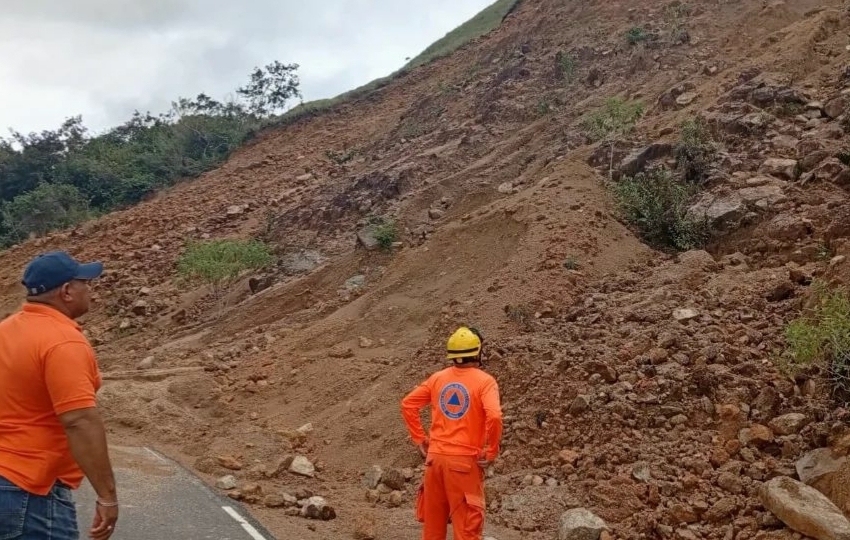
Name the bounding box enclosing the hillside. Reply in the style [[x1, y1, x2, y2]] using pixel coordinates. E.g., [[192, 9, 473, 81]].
[[3, 0, 850, 539]]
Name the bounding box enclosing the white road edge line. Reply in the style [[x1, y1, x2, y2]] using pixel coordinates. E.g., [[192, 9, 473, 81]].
[[222, 506, 268, 540]]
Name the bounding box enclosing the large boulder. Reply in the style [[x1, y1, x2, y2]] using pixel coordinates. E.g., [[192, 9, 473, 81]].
[[558, 508, 607, 540], [761, 476, 850, 540], [617, 143, 673, 179], [759, 158, 799, 180]]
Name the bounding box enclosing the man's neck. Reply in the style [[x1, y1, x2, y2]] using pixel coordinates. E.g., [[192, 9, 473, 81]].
[[26, 299, 74, 319]]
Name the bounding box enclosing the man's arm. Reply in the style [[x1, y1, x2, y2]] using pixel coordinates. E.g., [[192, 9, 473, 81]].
[[401, 382, 432, 445], [44, 341, 117, 502], [59, 408, 116, 501], [481, 379, 503, 461]]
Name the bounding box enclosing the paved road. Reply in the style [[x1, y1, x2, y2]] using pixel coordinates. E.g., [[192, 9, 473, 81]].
[[75, 446, 276, 540]]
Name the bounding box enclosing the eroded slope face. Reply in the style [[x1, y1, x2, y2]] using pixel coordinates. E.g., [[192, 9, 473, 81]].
[[3, 0, 850, 538]]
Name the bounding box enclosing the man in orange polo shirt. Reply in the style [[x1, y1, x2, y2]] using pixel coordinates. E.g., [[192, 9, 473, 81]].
[[0, 251, 118, 540], [401, 326, 503, 540]]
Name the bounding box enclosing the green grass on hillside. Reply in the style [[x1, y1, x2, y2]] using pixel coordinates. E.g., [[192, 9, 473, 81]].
[[276, 0, 522, 126]]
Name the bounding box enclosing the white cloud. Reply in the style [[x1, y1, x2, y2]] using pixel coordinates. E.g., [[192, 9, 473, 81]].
[[0, 0, 496, 134]]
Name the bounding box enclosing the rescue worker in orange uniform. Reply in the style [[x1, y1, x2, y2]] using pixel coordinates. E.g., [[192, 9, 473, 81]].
[[401, 326, 503, 540]]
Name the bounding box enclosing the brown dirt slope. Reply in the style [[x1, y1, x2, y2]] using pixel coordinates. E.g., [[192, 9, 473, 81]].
[[4, 0, 850, 538]]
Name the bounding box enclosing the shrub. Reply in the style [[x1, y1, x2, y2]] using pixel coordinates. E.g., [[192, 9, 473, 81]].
[[555, 51, 577, 82], [177, 239, 273, 289], [325, 149, 356, 165], [563, 256, 580, 270], [626, 27, 651, 45], [783, 284, 850, 398], [373, 220, 398, 251], [675, 118, 717, 183], [582, 98, 645, 178], [536, 99, 552, 116], [612, 168, 708, 251]]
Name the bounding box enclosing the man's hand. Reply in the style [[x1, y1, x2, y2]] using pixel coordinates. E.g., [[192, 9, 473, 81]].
[[90, 502, 118, 540], [417, 439, 429, 459], [477, 457, 493, 471]]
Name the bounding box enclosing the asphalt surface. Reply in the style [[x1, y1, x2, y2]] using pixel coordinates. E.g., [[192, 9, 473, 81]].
[[75, 446, 276, 540]]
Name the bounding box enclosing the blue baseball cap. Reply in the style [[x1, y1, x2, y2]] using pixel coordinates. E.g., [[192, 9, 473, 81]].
[[22, 251, 103, 295]]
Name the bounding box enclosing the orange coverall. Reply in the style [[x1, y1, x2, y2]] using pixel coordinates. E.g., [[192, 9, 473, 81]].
[[401, 366, 503, 540]]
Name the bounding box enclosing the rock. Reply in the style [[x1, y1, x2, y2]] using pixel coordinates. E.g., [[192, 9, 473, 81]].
[[401, 468, 415, 481], [759, 158, 799, 180], [302, 496, 336, 521], [288, 456, 315, 478], [797, 449, 847, 489], [673, 308, 699, 322], [802, 150, 831, 171], [737, 184, 786, 206], [632, 462, 652, 483], [559, 449, 580, 465], [216, 475, 238, 490], [354, 514, 377, 540], [136, 356, 155, 370], [497, 182, 514, 194], [813, 159, 847, 183], [264, 493, 286, 508], [770, 413, 809, 436], [216, 456, 243, 471], [617, 143, 673, 179], [359, 337, 374, 349], [132, 300, 148, 316], [387, 491, 403, 508], [704, 497, 738, 523], [381, 468, 406, 491], [569, 395, 590, 415], [558, 508, 607, 540], [717, 471, 744, 494], [668, 503, 698, 524], [761, 476, 850, 540], [428, 208, 445, 220], [676, 92, 699, 107], [587, 67, 604, 87], [363, 465, 383, 489], [704, 65, 719, 76], [688, 193, 746, 229], [739, 424, 774, 447], [344, 275, 367, 292], [752, 86, 777, 106], [825, 97, 847, 119], [226, 205, 246, 217], [296, 173, 313, 183], [357, 226, 381, 251]]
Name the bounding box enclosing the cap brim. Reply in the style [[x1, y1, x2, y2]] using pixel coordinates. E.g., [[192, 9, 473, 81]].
[[74, 262, 104, 280]]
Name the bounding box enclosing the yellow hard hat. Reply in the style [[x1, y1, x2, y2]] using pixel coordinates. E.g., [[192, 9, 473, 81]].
[[446, 326, 482, 360]]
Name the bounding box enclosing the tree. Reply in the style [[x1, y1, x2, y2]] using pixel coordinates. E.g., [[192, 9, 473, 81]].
[[237, 61, 302, 116], [1, 183, 89, 246]]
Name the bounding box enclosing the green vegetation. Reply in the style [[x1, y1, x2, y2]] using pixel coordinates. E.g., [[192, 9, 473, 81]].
[[374, 219, 399, 251], [177, 239, 274, 289], [563, 255, 580, 270], [555, 51, 578, 82], [278, 0, 522, 126], [0, 62, 300, 247], [325, 148, 357, 165], [783, 284, 850, 398], [675, 118, 717, 183], [626, 27, 651, 45], [664, 2, 691, 44], [582, 97, 645, 178], [0, 1, 524, 247], [535, 99, 552, 116], [613, 168, 708, 251]]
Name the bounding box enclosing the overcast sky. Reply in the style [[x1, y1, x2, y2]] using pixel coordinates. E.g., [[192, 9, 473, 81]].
[[0, 0, 494, 135]]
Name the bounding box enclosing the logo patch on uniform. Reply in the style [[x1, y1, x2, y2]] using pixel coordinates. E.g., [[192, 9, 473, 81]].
[[439, 383, 470, 420]]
